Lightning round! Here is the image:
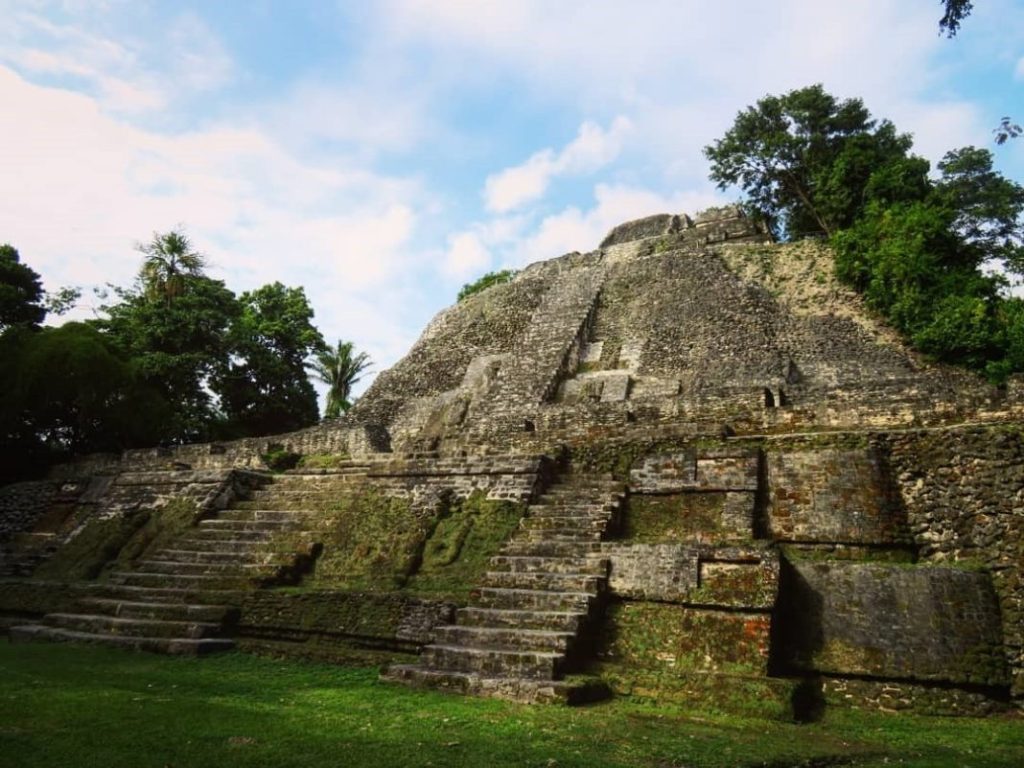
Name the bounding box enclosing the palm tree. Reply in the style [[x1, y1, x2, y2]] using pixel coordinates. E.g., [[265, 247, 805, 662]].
[[308, 340, 372, 418], [137, 230, 206, 304]]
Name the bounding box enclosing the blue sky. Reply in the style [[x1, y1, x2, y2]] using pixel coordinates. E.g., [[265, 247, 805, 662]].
[[1, 1, 1022, 398]]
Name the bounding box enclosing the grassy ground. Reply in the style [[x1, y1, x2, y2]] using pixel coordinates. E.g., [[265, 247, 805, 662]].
[[1, 642, 1021, 768]]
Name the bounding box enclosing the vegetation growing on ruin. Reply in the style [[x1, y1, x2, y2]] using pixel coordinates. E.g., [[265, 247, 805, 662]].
[[457, 268, 518, 302], [32, 498, 201, 582], [3, 644, 1023, 768], [298, 490, 524, 598], [405, 492, 524, 598], [707, 85, 1024, 383]]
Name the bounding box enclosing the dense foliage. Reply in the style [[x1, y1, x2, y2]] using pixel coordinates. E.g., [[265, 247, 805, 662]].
[[709, 85, 1024, 381], [308, 339, 372, 418], [704, 85, 914, 239], [0, 231, 369, 480], [0, 245, 46, 331], [457, 269, 518, 301]]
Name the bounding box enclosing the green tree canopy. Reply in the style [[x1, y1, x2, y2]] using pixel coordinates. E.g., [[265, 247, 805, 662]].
[[137, 230, 207, 305], [940, 0, 973, 36], [308, 340, 372, 418], [0, 244, 46, 331], [704, 84, 915, 239], [0, 323, 171, 480], [214, 282, 325, 436], [100, 274, 239, 442]]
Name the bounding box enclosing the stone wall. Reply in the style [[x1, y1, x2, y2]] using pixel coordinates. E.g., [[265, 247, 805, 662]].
[[766, 446, 909, 545], [364, 454, 546, 503], [776, 561, 1008, 688], [236, 590, 456, 663], [883, 426, 1024, 700]]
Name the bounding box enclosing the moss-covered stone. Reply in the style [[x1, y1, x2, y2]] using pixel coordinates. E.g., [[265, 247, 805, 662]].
[[621, 493, 726, 542], [299, 490, 525, 598], [598, 600, 771, 676], [31, 498, 203, 582], [407, 492, 524, 598]]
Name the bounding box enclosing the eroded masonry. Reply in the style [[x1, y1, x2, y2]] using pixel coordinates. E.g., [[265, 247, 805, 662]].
[[2, 207, 1022, 716]]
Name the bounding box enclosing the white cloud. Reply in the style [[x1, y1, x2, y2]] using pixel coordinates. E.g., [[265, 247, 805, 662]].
[[1016, 56, 1024, 80], [484, 117, 631, 212], [507, 184, 725, 268], [442, 231, 492, 279], [166, 11, 235, 93], [267, 80, 432, 155], [0, 9, 234, 114], [0, 65, 428, 379]]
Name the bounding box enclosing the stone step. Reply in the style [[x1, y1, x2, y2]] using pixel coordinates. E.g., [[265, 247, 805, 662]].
[[45, 613, 225, 639], [421, 643, 564, 680], [272, 468, 370, 481], [381, 665, 610, 705], [9, 624, 235, 655], [477, 587, 594, 612], [489, 555, 609, 575], [528, 501, 619, 514], [171, 535, 279, 552], [433, 625, 575, 652], [543, 487, 624, 499], [241, 487, 359, 502], [230, 499, 332, 511], [501, 540, 603, 557], [132, 560, 282, 577], [80, 583, 245, 604], [215, 509, 314, 523], [109, 571, 255, 590], [148, 549, 283, 565], [456, 607, 584, 633], [78, 597, 233, 623], [482, 571, 603, 593], [198, 519, 301, 533], [520, 515, 609, 531], [185, 528, 279, 542], [520, 529, 603, 542]]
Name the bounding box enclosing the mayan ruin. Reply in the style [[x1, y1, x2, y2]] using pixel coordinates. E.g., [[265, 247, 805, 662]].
[[2, 207, 1021, 720]]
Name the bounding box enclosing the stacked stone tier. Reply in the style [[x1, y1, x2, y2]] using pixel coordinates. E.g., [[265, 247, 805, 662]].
[[384, 470, 625, 703]]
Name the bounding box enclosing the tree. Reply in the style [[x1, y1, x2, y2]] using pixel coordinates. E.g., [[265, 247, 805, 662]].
[[136, 230, 207, 305], [214, 282, 325, 436], [939, 0, 973, 37], [704, 84, 914, 238], [994, 117, 1022, 146], [308, 340, 372, 418], [0, 323, 171, 480], [934, 146, 1024, 275], [0, 244, 46, 331], [831, 145, 1023, 377], [100, 275, 239, 442]]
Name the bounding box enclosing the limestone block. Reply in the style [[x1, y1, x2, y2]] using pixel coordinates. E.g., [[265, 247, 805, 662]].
[[766, 448, 908, 544], [600, 374, 632, 403], [630, 451, 697, 492], [778, 562, 1010, 687]]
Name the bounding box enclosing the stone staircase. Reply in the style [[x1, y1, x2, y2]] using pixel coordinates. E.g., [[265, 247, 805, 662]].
[[8, 471, 358, 655], [385, 471, 626, 703]]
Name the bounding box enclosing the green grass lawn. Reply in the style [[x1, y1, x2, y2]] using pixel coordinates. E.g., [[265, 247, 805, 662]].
[[1, 642, 1021, 768]]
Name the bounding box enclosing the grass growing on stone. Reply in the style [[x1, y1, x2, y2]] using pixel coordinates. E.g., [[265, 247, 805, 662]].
[[2, 643, 1022, 768], [405, 493, 524, 599]]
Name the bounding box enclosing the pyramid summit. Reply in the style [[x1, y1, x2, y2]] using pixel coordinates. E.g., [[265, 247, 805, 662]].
[[2, 207, 1022, 716]]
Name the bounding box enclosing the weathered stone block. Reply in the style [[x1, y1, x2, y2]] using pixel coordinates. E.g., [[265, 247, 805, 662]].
[[766, 448, 908, 544], [777, 561, 1009, 687]]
